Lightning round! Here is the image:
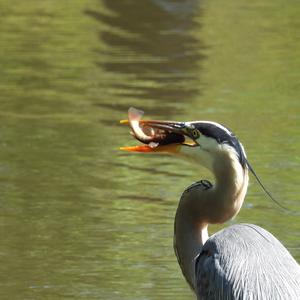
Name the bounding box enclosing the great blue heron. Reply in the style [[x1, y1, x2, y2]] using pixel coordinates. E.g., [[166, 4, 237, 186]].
[[121, 109, 300, 299]]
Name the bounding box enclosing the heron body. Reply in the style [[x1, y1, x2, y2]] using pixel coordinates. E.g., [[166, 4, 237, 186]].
[[121, 111, 300, 299], [195, 224, 300, 300]]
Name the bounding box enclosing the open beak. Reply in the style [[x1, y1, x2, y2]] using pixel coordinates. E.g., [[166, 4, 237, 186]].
[[120, 117, 199, 153]]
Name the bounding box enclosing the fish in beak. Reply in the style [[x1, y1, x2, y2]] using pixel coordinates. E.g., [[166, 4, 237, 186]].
[[120, 107, 200, 153]]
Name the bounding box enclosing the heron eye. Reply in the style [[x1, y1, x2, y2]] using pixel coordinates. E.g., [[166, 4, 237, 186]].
[[192, 129, 200, 139]]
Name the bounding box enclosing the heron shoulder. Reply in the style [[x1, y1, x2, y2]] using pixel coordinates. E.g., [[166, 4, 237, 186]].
[[183, 180, 213, 195], [195, 224, 300, 299]]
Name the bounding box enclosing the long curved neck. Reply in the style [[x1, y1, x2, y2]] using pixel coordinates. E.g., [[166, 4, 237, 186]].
[[210, 149, 249, 223], [174, 151, 249, 290]]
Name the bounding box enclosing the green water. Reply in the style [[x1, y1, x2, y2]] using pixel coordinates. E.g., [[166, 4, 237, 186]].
[[0, 1, 299, 299]]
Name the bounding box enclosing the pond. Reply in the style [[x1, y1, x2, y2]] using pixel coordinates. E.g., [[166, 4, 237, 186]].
[[0, 0, 299, 299]]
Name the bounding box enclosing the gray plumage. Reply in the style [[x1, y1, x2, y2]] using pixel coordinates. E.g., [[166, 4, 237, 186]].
[[195, 224, 300, 300]]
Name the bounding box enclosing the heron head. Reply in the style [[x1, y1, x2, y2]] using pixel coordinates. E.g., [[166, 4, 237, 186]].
[[120, 108, 247, 172], [188, 121, 247, 169]]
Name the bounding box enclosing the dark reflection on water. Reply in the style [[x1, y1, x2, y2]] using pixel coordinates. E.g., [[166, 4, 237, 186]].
[[118, 194, 165, 202], [86, 0, 204, 117], [110, 161, 188, 178]]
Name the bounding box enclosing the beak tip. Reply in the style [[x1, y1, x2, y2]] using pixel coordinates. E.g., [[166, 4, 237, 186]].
[[120, 146, 130, 151]]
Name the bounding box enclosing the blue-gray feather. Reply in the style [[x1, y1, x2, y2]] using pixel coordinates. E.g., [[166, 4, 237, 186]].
[[195, 224, 300, 300]]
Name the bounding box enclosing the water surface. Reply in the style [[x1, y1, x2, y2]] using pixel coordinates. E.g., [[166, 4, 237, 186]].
[[0, 0, 299, 299]]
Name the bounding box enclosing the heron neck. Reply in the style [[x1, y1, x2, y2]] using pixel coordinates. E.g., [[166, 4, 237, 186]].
[[174, 150, 248, 290], [174, 207, 208, 290], [211, 150, 249, 223]]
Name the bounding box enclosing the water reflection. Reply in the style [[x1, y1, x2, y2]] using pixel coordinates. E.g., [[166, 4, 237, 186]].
[[111, 161, 187, 178], [86, 0, 204, 118]]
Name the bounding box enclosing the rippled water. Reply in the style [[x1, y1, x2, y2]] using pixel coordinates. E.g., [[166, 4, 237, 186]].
[[0, 0, 299, 299]]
